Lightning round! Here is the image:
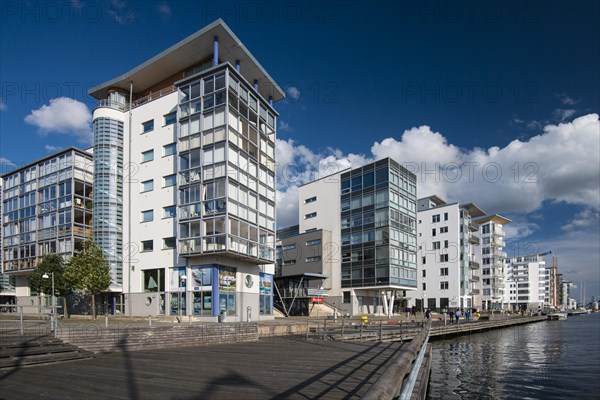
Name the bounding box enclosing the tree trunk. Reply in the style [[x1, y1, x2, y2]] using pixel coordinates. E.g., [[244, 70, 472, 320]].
[[92, 293, 96, 319]]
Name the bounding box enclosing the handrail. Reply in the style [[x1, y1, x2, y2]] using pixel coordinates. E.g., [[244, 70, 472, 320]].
[[362, 320, 431, 400]]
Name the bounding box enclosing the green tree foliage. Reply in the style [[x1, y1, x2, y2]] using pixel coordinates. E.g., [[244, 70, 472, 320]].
[[29, 254, 73, 317], [66, 240, 111, 319]]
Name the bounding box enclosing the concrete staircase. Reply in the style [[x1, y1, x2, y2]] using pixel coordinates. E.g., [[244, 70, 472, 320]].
[[58, 322, 259, 353], [0, 335, 94, 369]]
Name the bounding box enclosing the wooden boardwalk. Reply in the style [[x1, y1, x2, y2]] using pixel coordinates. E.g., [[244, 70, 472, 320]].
[[0, 336, 405, 400]]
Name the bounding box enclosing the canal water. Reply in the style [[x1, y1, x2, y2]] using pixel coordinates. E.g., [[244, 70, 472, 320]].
[[427, 313, 600, 399]]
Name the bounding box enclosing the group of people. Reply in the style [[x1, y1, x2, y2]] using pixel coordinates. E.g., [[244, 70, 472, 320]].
[[449, 308, 479, 324]]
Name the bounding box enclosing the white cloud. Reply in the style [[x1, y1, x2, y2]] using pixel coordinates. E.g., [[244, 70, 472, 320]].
[[278, 120, 291, 132], [25, 97, 92, 144], [556, 93, 580, 106], [562, 208, 600, 231], [0, 157, 16, 167], [44, 145, 61, 153], [285, 85, 301, 102], [553, 108, 576, 121], [503, 222, 541, 241], [275, 113, 600, 227], [157, 2, 171, 17]]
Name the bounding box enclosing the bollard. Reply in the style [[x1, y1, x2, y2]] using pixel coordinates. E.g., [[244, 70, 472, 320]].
[[105, 315, 108, 329]]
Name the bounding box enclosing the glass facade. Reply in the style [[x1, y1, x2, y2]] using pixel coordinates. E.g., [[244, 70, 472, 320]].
[[2, 149, 93, 273], [177, 66, 276, 264], [340, 158, 417, 289], [93, 117, 124, 285]]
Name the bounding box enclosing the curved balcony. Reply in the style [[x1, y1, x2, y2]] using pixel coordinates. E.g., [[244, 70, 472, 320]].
[[96, 99, 128, 111]]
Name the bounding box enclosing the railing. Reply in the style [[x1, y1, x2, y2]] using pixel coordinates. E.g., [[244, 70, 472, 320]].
[[131, 85, 177, 108], [362, 320, 431, 400], [96, 99, 128, 111], [469, 275, 480, 282], [469, 289, 480, 295], [468, 222, 479, 232], [469, 261, 480, 269], [468, 235, 480, 245]]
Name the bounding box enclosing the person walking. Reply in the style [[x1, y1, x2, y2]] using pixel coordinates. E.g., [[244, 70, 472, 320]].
[[425, 308, 432, 320], [465, 309, 471, 323], [455, 309, 460, 324]]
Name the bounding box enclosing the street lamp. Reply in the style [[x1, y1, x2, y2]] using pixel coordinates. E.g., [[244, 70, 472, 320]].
[[42, 272, 55, 337], [179, 275, 187, 319]]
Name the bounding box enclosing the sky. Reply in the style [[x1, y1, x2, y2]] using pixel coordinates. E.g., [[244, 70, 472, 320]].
[[0, 1, 599, 302]]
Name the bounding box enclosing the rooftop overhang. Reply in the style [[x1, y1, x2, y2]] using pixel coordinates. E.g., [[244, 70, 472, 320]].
[[461, 203, 486, 218], [475, 214, 512, 225], [88, 19, 284, 103], [274, 273, 328, 281]]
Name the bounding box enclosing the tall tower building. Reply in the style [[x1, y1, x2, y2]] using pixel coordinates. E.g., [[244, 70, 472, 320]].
[[88, 19, 283, 320]]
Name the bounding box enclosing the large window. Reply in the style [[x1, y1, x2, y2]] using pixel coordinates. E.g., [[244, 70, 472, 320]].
[[259, 273, 272, 315], [163, 174, 177, 187], [164, 112, 176, 126], [163, 237, 176, 249], [143, 269, 165, 292], [218, 266, 237, 316], [163, 205, 176, 218], [164, 143, 176, 156]]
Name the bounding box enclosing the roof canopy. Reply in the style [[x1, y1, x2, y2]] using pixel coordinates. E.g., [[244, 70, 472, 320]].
[[88, 19, 284, 103]]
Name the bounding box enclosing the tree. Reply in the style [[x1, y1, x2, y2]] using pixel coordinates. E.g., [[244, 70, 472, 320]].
[[66, 240, 111, 319], [29, 254, 73, 318]]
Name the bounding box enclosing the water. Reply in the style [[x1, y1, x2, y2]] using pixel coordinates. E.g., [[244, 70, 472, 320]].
[[428, 313, 600, 399]]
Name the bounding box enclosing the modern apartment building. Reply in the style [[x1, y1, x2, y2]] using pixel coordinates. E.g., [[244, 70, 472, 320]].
[[558, 275, 573, 310], [503, 254, 547, 311], [416, 195, 485, 312], [88, 19, 282, 321], [475, 214, 510, 310], [339, 158, 418, 316], [1, 148, 94, 300]]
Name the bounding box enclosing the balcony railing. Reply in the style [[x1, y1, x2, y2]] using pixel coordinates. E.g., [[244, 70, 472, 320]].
[[469, 289, 480, 295], [469, 261, 480, 270], [469, 222, 479, 232], [96, 99, 128, 111], [491, 238, 506, 248], [493, 229, 505, 237], [468, 235, 480, 245], [469, 275, 480, 282], [131, 85, 177, 108]]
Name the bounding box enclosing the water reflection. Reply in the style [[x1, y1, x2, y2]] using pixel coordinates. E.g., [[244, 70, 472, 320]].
[[428, 314, 600, 399]]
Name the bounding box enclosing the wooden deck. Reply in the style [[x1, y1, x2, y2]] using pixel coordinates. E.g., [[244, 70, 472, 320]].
[[0, 336, 405, 400]]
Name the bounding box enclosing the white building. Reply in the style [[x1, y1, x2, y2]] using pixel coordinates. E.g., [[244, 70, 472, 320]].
[[88, 19, 283, 321], [503, 254, 547, 311], [475, 214, 510, 311], [416, 196, 485, 312]]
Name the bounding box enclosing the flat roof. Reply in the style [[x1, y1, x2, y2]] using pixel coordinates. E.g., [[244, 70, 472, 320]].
[[88, 19, 284, 103], [418, 195, 447, 206], [460, 203, 487, 217], [1, 147, 92, 178]]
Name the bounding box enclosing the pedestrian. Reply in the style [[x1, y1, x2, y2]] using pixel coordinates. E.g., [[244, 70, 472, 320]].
[[405, 306, 410, 318], [455, 309, 460, 324], [425, 308, 432, 320], [411, 305, 416, 317], [465, 309, 471, 323]]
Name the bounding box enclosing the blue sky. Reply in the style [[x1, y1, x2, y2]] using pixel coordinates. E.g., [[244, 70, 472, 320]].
[[1, 1, 599, 301]]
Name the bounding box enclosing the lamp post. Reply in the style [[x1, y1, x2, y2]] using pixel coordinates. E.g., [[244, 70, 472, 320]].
[[179, 275, 187, 319], [317, 286, 323, 319], [42, 272, 55, 337]]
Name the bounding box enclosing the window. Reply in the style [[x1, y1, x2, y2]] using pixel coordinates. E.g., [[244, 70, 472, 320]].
[[440, 282, 449, 290], [282, 260, 296, 266], [163, 174, 176, 187], [422, 270, 426, 277], [306, 239, 321, 246], [304, 196, 317, 204], [422, 283, 426, 290], [142, 120, 154, 133], [432, 228, 436, 237], [440, 226, 448, 233], [304, 212, 317, 219], [141, 180, 154, 192], [163, 237, 176, 249], [440, 267, 448, 276], [432, 214, 440, 223], [433, 242, 440, 250], [164, 112, 176, 126], [164, 143, 176, 156], [141, 209, 154, 222], [141, 149, 154, 163], [440, 254, 449, 262], [343, 291, 351, 303], [306, 256, 321, 263], [163, 205, 176, 218], [422, 256, 426, 264], [281, 243, 296, 250], [444, 240, 449, 248], [141, 240, 153, 252]]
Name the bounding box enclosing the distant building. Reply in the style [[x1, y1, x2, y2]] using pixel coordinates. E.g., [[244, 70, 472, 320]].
[[1, 148, 94, 300], [503, 254, 547, 311], [558, 275, 573, 311], [416, 195, 485, 312], [475, 214, 510, 310]]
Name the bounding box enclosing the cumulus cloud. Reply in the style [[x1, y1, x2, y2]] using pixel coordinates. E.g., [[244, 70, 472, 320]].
[[562, 208, 600, 231], [285, 85, 301, 102], [25, 97, 92, 144], [503, 222, 541, 241], [276, 113, 600, 227], [278, 120, 292, 132]]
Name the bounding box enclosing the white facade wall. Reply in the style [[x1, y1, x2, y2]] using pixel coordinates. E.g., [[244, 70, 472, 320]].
[[504, 257, 546, 311]]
